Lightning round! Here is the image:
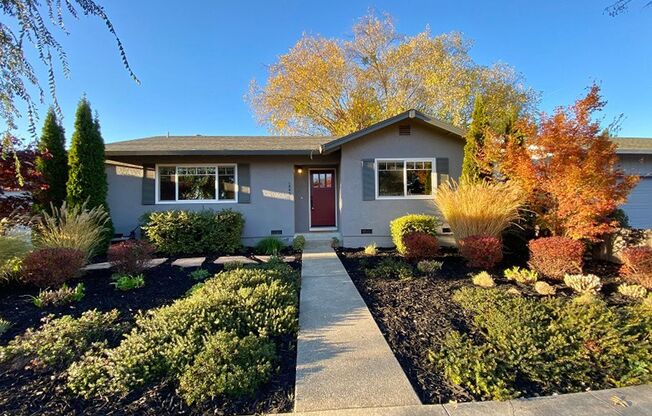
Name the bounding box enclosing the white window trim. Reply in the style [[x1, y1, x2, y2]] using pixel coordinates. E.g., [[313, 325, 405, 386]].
[[374, 158, 436, 200], [155, 163, 238, 204]]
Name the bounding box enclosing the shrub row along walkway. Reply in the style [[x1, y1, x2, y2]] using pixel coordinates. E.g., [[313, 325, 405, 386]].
[[294, 241, 420, 412]]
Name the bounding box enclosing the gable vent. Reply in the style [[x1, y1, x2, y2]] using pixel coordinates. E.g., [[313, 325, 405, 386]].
[[398, 125, 411, 136]]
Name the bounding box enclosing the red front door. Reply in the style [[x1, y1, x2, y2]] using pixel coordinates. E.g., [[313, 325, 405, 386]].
[[310, 169, 336, 227]]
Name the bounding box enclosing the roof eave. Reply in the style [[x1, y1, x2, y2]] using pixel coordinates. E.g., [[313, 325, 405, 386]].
[[105, 149, 319, 157], [616, 149, 652, 155]]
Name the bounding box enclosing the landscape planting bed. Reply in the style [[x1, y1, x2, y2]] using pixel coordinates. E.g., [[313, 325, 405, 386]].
[[336, 247, 629, 404], [0, 253, 301, 416]]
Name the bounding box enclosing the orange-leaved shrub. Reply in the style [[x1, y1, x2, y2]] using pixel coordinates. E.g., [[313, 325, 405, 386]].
[[108, 240, 155, 275], [486, 85, 638, 241], [402, 232, 439, 260], [22, 248, 85, 288], [459, 235, 502, 269], [528, 237, 584, 280], [620, 246, 652, 289]]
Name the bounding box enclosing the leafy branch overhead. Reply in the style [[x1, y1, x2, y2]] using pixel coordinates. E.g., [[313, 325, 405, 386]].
[[0, 0, 139, 138], [248, 12, 537, 136]]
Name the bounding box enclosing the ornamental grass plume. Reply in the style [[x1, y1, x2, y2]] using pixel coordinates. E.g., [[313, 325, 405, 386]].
[[434, 178, 525, 242], [33, 201, 110, 262]]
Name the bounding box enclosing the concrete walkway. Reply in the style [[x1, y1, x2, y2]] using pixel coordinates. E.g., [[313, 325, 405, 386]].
[[294, 241, 420, 412], [283, 384, 652, 416]]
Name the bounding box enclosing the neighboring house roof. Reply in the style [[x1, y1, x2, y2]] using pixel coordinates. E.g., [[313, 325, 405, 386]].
[[320, 109, 465, 154], [105, 135, 335, 156], [104, 109, 465, 157], [612, 137, 652, 154]]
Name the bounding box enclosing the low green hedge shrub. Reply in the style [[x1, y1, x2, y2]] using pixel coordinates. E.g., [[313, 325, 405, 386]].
[[389, 214, 440, 255], [141, 209, 244, 255], [178, 331, 276, 404], [66, 262, 299, 402], [0, 310, 124, 370], [433, 287, 652, 400]]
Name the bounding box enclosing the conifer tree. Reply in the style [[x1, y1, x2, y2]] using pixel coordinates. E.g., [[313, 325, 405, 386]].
[[35, 108, 68, 210], [461, 95, 487, 182], [67, 97, 113, 251]]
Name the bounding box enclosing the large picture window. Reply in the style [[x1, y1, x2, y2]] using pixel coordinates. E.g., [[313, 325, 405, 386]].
[[376, 159, 434, 199], [157, 165, 237, 203]]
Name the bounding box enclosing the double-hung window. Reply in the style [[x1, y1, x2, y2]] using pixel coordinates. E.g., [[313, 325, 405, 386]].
[[376, 158, 434, 199], [157, 165, 237, 203]]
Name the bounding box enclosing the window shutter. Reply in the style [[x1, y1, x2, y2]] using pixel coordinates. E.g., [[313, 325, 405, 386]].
[[238, 164, 251, 203], [436, 158, 449, 187], [362, 159, 375, 201], [142, 164, 156, 205]]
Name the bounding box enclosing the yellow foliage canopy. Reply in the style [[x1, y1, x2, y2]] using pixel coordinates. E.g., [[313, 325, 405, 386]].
[[248, 13, 536, 135]]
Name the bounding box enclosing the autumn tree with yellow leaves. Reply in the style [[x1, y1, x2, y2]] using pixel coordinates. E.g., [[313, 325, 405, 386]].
[[248, 13, 536, 135]]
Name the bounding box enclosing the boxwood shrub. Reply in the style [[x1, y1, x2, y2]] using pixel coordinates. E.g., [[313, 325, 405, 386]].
[[66, 263, 299, 402], [389, 214, 441, 255], [141, 209, 244, 255]]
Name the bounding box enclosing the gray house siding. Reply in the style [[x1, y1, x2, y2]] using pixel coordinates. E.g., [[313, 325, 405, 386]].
[[338, 121, 464, 247], [618, 154, 652, 229], [106, 154, 337, 246]]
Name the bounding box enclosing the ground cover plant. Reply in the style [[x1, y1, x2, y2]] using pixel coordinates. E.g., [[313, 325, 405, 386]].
[[0, 252, 301, 415], [31, 283, 85, 308], [337, 245, 651, 404]]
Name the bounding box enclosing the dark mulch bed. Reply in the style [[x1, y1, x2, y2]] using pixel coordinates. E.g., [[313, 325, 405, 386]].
[[0, 250, 301, 416], [336, 247, 625, 405]]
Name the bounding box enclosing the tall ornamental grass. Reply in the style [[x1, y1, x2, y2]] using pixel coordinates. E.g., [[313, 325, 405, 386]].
[[434, 179, 525, 241], [33, 202, 110, 261]]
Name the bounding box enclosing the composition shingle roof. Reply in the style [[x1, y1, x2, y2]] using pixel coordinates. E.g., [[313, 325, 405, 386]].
[[612, 137, 652, 154], [104, 135, 337, 156]]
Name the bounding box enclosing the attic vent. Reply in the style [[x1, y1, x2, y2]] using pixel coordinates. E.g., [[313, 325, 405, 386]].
[[398, 125, 411, 136]]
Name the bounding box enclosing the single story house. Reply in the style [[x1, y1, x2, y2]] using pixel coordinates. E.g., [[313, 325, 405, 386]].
[[613, 138, 652, 229], [104, 110, 465, 247]]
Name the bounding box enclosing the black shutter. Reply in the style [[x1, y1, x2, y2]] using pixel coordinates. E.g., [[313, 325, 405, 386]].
[[362, 159, 375, 201], [436, 158, 450, 187], [238, 163, 251, 203], [142, 164, 156, 205]]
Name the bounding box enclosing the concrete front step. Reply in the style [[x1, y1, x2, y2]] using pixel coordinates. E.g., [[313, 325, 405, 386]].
[[279, 385, 652, 416], [296, 232, 342, 243]]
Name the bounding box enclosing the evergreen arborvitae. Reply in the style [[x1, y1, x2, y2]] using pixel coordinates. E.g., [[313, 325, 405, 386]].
[[35, 108, 68, 210], [66, 97, 114, 251], [461, 95, 488, 182]]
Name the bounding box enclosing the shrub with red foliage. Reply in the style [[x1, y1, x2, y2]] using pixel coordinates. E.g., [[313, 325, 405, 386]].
[[21, 248, 85, 288], [528, 236, 584, 280], [402, 232, 439, 260], [458, 235, 503, 269], [108, 239, 155, 275], [620, 246, 652, 289]]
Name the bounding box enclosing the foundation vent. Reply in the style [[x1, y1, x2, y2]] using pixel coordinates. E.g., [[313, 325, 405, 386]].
[[361, 229, 373, 234], [271, 230, 282, 235]]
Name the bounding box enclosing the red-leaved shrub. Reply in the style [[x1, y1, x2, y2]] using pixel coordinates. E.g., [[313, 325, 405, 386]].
[[620, 246, 652, 289], [528, 236, 584, 280], [108, 240, 155, 275], [402, 232, 439, 260], [458, 235, 503, 269], [21, 248, 85, 288]]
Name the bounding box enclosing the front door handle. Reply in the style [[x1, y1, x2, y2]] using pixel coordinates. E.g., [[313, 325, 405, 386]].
[[311, 196, 314, 210]]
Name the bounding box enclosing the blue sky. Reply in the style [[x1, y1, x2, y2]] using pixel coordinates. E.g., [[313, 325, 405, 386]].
[[13, 0, 652, 143]]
